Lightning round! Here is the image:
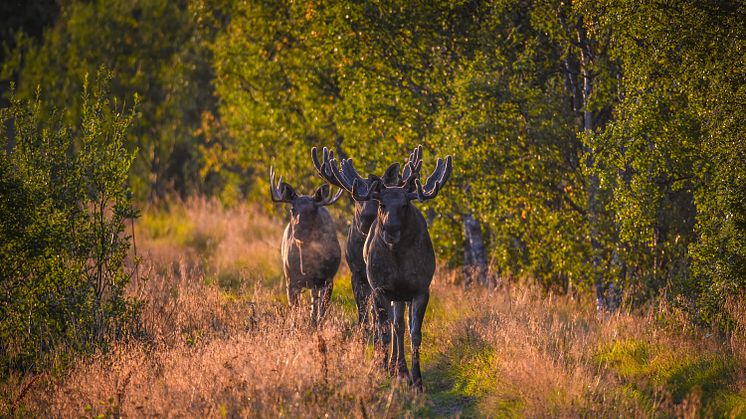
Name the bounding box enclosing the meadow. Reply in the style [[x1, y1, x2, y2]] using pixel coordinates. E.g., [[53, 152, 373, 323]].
[[4, 198, 745, 417]]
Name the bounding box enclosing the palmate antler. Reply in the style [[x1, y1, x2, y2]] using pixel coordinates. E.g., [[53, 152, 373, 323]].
[[408, 154, 452, 202], [312, 146, 379, 201]]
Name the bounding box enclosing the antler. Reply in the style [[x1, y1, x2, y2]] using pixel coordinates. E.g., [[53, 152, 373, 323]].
[[401, 144, 423, 189], [269, 166, 295, 203], [315, 184, 344, 206], [408, 155, 452, 202], [401, 145, 422, 182], [311, 146, 345, 188], [339, 158, 381, 201], [312, 146, 379, 201]]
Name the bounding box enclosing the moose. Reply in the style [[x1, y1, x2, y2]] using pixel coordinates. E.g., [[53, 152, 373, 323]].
[[269, 167, 343, 325], [313, 146, 452, 390], [311, 147, 423, 329]]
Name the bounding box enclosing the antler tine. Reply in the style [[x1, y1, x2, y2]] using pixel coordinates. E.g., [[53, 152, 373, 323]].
[[401, 144, 424, 185], [312, 146, 345, 188], [423, 155, 452, 192], [410, 155, 453, 201], [269, 166, 285, 202], [321, 186, 345, 205]]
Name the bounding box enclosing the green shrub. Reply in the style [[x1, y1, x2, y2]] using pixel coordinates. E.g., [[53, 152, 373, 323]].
[[0, 74, 138, 376]]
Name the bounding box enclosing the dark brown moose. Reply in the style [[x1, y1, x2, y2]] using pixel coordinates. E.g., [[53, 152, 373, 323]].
[[269, 167, 343, 326], [311, 147, 423, 330], [313, 146, 452, 390]]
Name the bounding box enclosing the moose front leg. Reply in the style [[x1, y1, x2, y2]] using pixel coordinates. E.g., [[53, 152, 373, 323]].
[[309, 286, 321, 327], [318, 279, 334, 325], [372, 289, 391, 367], [351, 269, 373, 326], [392, 301, 409, 380], [287, 283, 301, 307], [409, 292, 429, 391]]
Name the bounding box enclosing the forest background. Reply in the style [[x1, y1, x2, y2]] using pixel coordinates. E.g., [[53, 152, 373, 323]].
[[1, 0, 745, 416]]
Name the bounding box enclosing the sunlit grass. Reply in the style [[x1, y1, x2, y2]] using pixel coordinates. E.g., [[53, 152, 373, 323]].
[[7, 199, 746, 417]]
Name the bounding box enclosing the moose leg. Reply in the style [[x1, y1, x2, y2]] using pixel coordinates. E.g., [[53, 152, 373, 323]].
[[287, 283, 301, 307], [310, 286, 321, 327], [392, 301, 409, 380], [318, 278, 334, 324], [351, 270, 372, 326], [409, 292, 429, 391], [372, 290, 391, 367]]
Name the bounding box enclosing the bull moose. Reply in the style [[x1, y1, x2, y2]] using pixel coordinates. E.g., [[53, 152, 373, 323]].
[[311, 147, 423, 329], [313, 146, 452, 390], [269, 167, 343, 325]]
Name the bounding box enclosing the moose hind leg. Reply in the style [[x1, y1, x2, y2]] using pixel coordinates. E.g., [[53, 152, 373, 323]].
[[409, 292, 429, 391], [392, 301, 409, 380]]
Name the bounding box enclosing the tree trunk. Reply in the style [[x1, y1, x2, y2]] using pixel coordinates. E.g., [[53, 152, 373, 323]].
[[577, 18, 619, 313], [462, 212, 489, 288]]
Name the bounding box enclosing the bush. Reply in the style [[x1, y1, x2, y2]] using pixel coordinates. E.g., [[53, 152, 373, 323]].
[[0, 74, 139, 376]]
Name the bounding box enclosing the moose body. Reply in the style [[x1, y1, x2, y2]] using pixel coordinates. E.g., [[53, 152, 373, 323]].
[[364, 209, 435, 302], [313, 148, 419, 327], [345, 203, 378, 323], [270, 167, 342, 325], [280, 207, 341, 301], [314, 145, 451, 389]]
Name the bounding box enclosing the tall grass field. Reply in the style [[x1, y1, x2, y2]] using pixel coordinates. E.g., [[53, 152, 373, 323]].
[[4, 199, 746, 417]]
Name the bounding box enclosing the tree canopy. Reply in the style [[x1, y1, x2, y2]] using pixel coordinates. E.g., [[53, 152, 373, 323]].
[[3, 0, 745, 329]]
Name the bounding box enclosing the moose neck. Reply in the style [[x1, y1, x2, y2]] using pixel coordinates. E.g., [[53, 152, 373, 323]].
[[352, 202, 375, 237], [293, 210, 327, 244]]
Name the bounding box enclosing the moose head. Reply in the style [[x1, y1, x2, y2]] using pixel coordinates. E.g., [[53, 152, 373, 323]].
[[313, 146, 452, 247], [312, 146, 425, 236], [269, 166, 343, 243]]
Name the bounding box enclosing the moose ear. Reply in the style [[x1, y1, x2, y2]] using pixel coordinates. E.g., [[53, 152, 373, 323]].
[[279, 182, 297, 202], [312, 184, 330, 203], [381, 162, 401, 186]]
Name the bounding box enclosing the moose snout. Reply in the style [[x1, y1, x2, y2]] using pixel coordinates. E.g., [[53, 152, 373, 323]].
[[382, 229, 401, 247]]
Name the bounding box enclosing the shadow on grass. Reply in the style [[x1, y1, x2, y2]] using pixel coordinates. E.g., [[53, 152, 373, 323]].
[[421, 323, 523, 418]]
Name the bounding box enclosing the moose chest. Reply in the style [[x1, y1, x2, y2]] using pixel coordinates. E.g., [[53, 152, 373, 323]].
[[363, 230, 435, 301], [282, 224, 341, 287]]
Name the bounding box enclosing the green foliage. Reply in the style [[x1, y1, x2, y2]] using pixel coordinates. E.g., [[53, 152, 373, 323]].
[[590, 0, 746, 326], [209, 0, 746, 326], [0, 75, 138, 375], [2, 0, 223, 200]]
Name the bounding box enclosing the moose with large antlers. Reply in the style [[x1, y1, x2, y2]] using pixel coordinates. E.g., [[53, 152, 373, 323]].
[[269, 167, 343, 325], [313, 145, 452, 390], [311, 147, 423, 330]]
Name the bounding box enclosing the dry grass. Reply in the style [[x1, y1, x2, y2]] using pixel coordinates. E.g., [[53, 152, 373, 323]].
[[7, 198, 746, 417]]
